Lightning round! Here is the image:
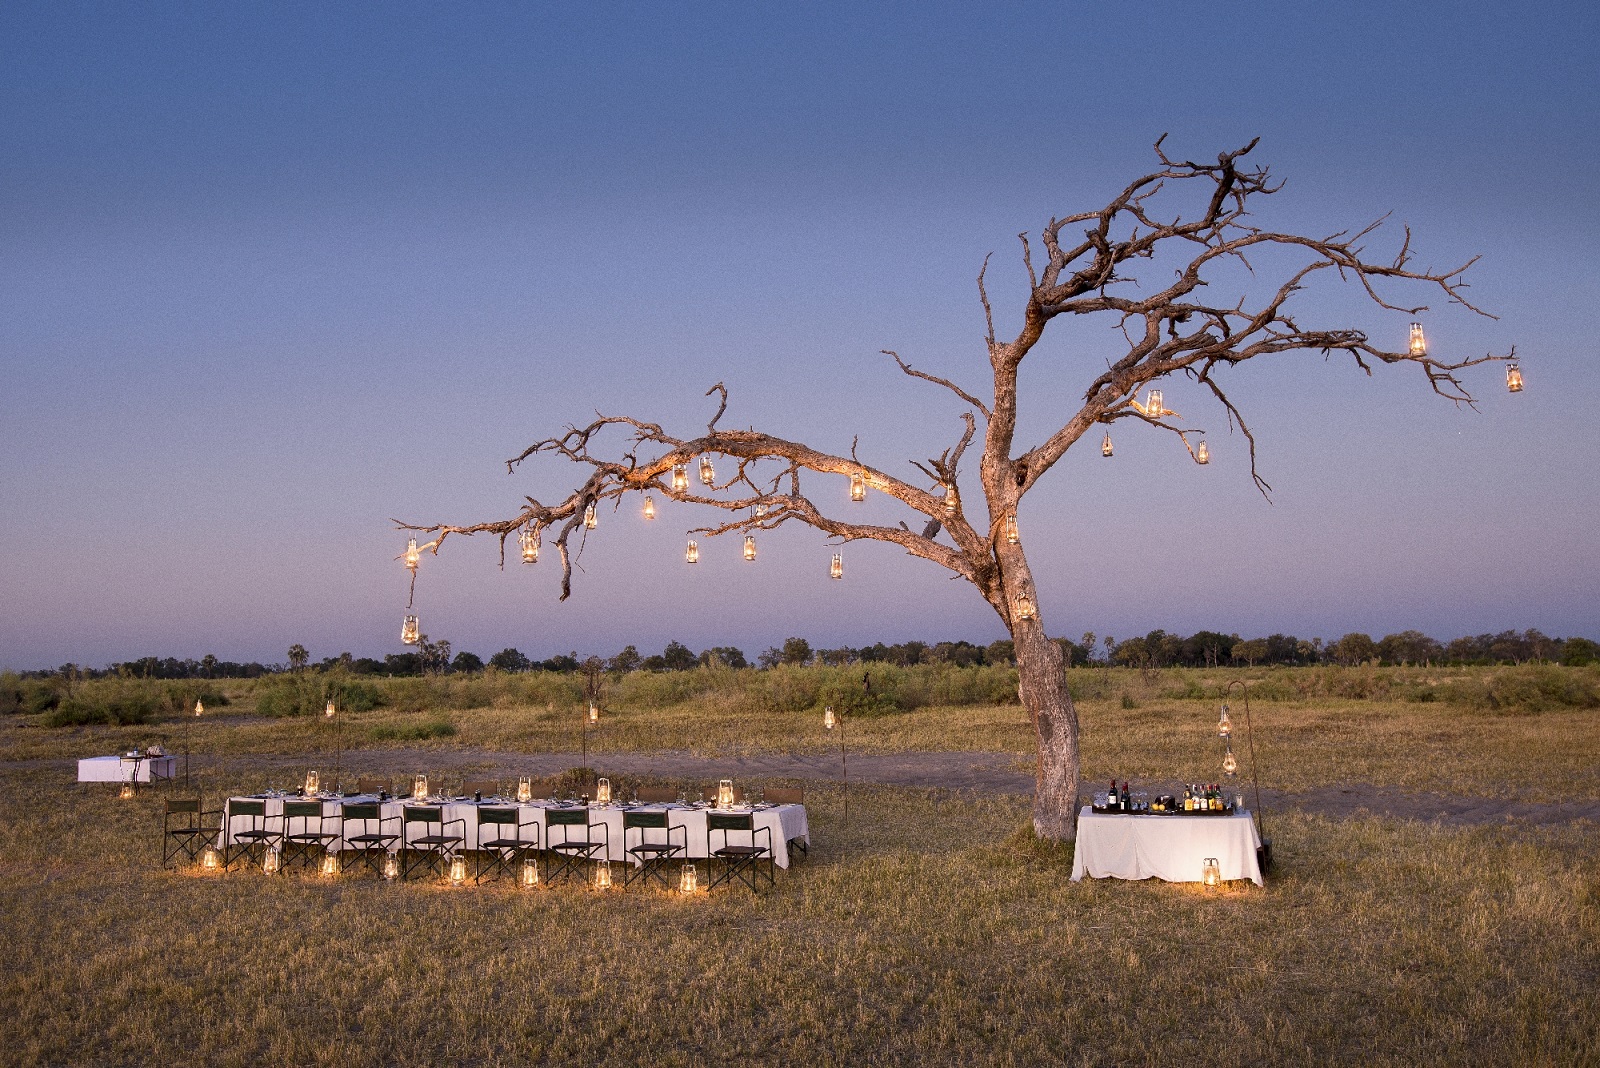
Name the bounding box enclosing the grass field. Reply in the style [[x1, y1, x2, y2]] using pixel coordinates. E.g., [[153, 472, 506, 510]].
[[2, 665, 1598, 1065]]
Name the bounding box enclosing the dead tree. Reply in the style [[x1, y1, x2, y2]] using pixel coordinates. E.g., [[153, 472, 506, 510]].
[[398, 138, 1512, 843]]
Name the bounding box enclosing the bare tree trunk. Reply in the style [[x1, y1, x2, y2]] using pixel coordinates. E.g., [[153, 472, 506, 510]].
[[1013, 622, 1080, 842]]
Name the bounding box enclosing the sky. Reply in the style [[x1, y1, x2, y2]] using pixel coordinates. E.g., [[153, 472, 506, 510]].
[[2, 1, 1597, 671]]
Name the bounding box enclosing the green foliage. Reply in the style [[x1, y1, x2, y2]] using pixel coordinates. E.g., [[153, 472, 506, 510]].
[[1120, 694, 1139, 709], [369, 716, 457, 741], [1439, 665, 1600, 713]]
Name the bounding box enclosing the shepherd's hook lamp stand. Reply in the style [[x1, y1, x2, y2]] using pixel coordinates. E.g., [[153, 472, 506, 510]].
[[1223, 679, 1271, 872]]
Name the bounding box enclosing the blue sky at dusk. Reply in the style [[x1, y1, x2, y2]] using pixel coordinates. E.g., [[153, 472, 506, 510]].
[[3, 2, 1596, 671]]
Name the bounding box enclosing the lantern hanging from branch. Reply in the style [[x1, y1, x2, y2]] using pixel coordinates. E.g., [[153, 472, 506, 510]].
[[672, 464, 689, 492], [824, 705, 836, 730], [401, 614, 420, 646], [519, 528, 539, 564], [1195, 440, 1210, 465], [717, 779, 735, 808], [679, 862, 698, 894], [699, 456, 715, 486], [1147, 388, 1164, 417], [850, 471, 866, 502], [1409, 322, 1428, 357], [404, 537, 420, 572], [449, 855, 466, 886], [1202, 857, 1221, 890], [262, 848, 281, 876], [744, 535, 757, 561], [1506, 361, 1524, 393], [1014, 589, 1037, 622], [643, 496, 656, 520], [1102, 431, 1113, 457], [594, 859, 613, 890], [517, 776, 533, 803], [830, 553, 843, 580], [584, 502, 598, 530], [944, 484, 959, 514], [753, 501, 768, 518], [521, 856, 540, 888], [1004, 514, 1019, 545], [596, 777, 612, 805], [685, 539, 699, 564]]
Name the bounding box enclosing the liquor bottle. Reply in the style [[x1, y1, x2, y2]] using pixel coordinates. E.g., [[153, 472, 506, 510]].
[[1121, 782, 1130, 812], [1183, 785, 1192, 811], [1107, 779, 1116, 813]]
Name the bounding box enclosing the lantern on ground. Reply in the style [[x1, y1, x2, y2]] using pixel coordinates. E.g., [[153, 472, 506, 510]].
[[448, 855, 466, 886], [584, 502, 598, 530], [119, 782, 134, 800], [201, 844, 221, 871], [1223, 747, 1238, 777], [321, 850, 341, 878], [596, 777, 612, 805], [594, 859, 613, 890], [744, 535, 757, 561], [404, 537, 421, 572], [686, 539, 699, 564], [521, 856, 540, 888], [1004, 514, 1019, 545], [589, 703, 599, 724], [672, 464, 689, 492], [699, 456, 715, 486], [944, 484, 959, 514], [262, 848, 281, 876], [717, 779, 735, 808], [824, 705, 836, 730], [1195, 440, 1210, 465], [1147, 388, 1164, 417], [643, 496, 656, 520], [1218, 705, 1232, 738], [382, 852, 400, 881], [1202, 857, 1221, 890], [1014, 590, 1037, 622], [850, 471, 866, 502], [304, 770, 320, 795], [830, 553, 843, 580], [519, 528, 539, 564], [413, 774, 428, 800], [679, 862, 698, 894], [1409, 322, 1427, 357], [1506, 361, 1524, 393], [517, 776, 533, 803], [401, 614, 420, 646]]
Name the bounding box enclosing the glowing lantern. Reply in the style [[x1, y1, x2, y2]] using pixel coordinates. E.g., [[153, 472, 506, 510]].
[[517, 776, 533, 803], [753, 501, 768, 518], [519, 528, 539, 564], [717, 779, 735, 808], [304, 771, 320, 795], [324, 699, 335, 719], [589, 703, 599, 724], [672, 464, 689, 492], [382, 852, 399, 881], [699, 456, 715, 486], [1409, 322, 1427, 357], [201, 844, 221, 871], [679, 863, 698, 894], [594, 860, 613, 890], [830, 553, 843, 580], [1217, 705, 1232, 738], [119, 782, 135, 800], [401, 614, 420, 646], [1202, 857, 1221, 890], [643, 496, 656, 520], [944, 484, 959, 514], [413, 774, 428, 800], [824, 705, 836, 730], [596, 777, 612, 805], [1004, 514, 1019, 545], [448, 855, 467, 885], [584, 502, 598, 530], [1223, 748, 1239, 776], [1506, 361, 1524, 393], [262, 848, 281, 876], [1014, 590, 1037, 622], [521, 856, 540, 888], [321, 851, 341, 878], [1147, 388, 1164, 417], [404, 537, 421, 572], [1102, 431, 1113, 457], [686, 539, 699, 564], [1195, 440, 1210, 465], [195, 699, 204, 716], [850, 471, 866, 502], [744, 535, 757, 561]]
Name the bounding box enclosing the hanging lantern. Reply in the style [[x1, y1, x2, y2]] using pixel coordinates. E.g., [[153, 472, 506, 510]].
[[1004, 514, 1019, 545], [699, 456, 715, 486], [1202, 857, 1221, 890], [262, 848, 281, 876], [519, 528, 539, 564], [850, 471, 866, 502], [943, 484, 959, 515], [1014, 590, 1037, 622], [1506, 361, 1524, 393], [304, 770, 320, 795], [201, 844, 221, 871], [584, 502, 598, 530], [1409, 322, 1427, 357], [672, 464, 689, 492], [119, 782, 135, 800], [1223, 747, 1239, 777], [679, 862, 698, 894], [753, 501, 768, 519], [1147, 388, 1164, 417], [321, 851, 341, 878], [596, 777, 612, 805], [401, 614, 420, 646], [830, 553, 843, 580], [744, 535, 757, 561], [447, 854, 466, 886], [382, 852, 400, 881], [1195, 440, 1210, 465], [194, 699, 204, 716], [594, 859, 613, 890], [413, 774, 428, 800], [824, 705, 836, 730], [589, 702, 599, 724], [686, 539, 699, 564], [404, 537, 421, 572], [521, 856, 540, 888], [717, 779, 735, 808], [1218, 705, 1232, 738], [324, 699, 336, 719], [643, 496, 656, 520], [517, 776, 533, 803]]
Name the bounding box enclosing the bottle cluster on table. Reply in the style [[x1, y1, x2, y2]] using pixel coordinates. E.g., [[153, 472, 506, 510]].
[[1091, 780, 1237, 815]]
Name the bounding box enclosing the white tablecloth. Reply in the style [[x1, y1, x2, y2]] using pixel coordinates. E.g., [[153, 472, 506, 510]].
[[1071, 808, 1264, 886], [222, 796, 810, 869], [78, 755, 178, 783]]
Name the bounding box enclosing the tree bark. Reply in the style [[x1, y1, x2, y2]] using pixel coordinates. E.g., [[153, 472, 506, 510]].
[[1013, 618, 1080, 842]]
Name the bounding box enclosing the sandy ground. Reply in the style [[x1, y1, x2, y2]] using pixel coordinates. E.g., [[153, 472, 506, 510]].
[[39, 748, 1594, 828]]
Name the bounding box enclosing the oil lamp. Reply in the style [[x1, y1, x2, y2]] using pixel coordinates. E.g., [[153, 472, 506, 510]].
[[304, 770, 320, 795], [1223, 748, 1239, 776], [744, 535, 756, 561], [1506, 361, 1524, 393], [517, 776, 533, 803], [119, 782, 134, 800], [699, 456, 715, 486], [413, 773, 428, 800], [404, 537, 420, 572], [321, 850, 341, 878], [401, 614, 420, 646], [850, 471, 866, 502], [753, 501, 768, 518], [584, 502, 597, 530], [1014, 589, 1037, 622], [830, 553, 843, 580], [262, 848, 281, 876], [1202, 857, 1221, 890], [1409, 322, 1427, 357], [449, 855, 466, 886], [824, 705, 835, 730], [685, 539, 699, 564], [589, 703, 599, 724], [1102, 431, 1113, 457], [195, 699, 204, 716], [325, 699, 335, 719], [201, 844, 221, 871], [1195, 440, 1210, 465], [521, 856, 540, 888], [519, 528, 539, 564], [1217, 705, 1232, 738], [1147, 388, 1163, 417], [944, 484, 958, 514], [643, 496, 656, 520], [1004, 514, 1019, 545], [594, 860, 613, 890], [382, 852, 400, 881], [596, 777, 612, 805], [679, 862, 698, 894], [672, 464, 689, 492], [717, 779, 735, 808]]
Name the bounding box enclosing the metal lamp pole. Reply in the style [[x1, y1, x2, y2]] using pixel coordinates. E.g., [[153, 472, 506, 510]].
[[1224, 679, 1269, 868], [186, 699, 203, 791]]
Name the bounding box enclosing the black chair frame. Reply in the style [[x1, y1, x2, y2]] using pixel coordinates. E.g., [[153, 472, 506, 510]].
[[161, 797, 221, 869], [222, 798, 281, 871], [280, 799, 341, 873], [475, 806, 540, 884], [706, 811, 774, 893], [340, 802, 402, 878], [400, 804, 466, 881], [622, 809, 686, 891], [544, 807, 610, 886]]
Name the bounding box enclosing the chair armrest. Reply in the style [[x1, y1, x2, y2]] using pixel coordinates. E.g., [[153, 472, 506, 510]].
[[445, 815, 468, 841], [591, 819, 610, 862]]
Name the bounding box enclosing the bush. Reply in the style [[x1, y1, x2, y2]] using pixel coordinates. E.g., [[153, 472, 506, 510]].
[[369, 717, 457, 741], [45, 688, 159, 727], [1440, 665, 1600, 713]]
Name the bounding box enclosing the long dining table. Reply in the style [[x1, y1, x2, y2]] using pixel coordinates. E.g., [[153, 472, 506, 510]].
[[221, 793, 810, 868]]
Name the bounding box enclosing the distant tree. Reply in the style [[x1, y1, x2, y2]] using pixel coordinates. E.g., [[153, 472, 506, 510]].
[[1329, 632, 1378, 666], [1112, 636, 1148, 668], [816, 647, 855, 666], [384, 652, 422, 675], [886, 641, 927, 667], [489, 647, 531, 672], [539, 653, 580, 672], [1561, 637, 1600, 666], [700, 646, 748, 669], [661, 641, 698, 671], [1080, 632, 1096, 664], [756, 647, 782, 670], [1377, 630, 1441, 666], [451, 651, 484, 674], [1184, 630, 1234, 668], [1103, 637, 1116, 665], [1525, 629, 1557, 663], [1232, 639, 1269, 667], [608, 645, 643, 673], [930, 641, 983, 667], [780, 637, 813, 666], [287, 644, 309, 671], [641, 655, 668, 671], [986, 639, 1016, 666], [200, 654, 218, 678]]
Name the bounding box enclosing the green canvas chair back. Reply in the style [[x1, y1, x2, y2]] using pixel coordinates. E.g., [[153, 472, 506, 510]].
[[547, 808, 589, 827], [478, 807, 518, 827], [624, 810, 669, 831]]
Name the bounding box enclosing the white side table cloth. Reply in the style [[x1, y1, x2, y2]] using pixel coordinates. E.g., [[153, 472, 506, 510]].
[[1071, 808, 1264, 886]]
